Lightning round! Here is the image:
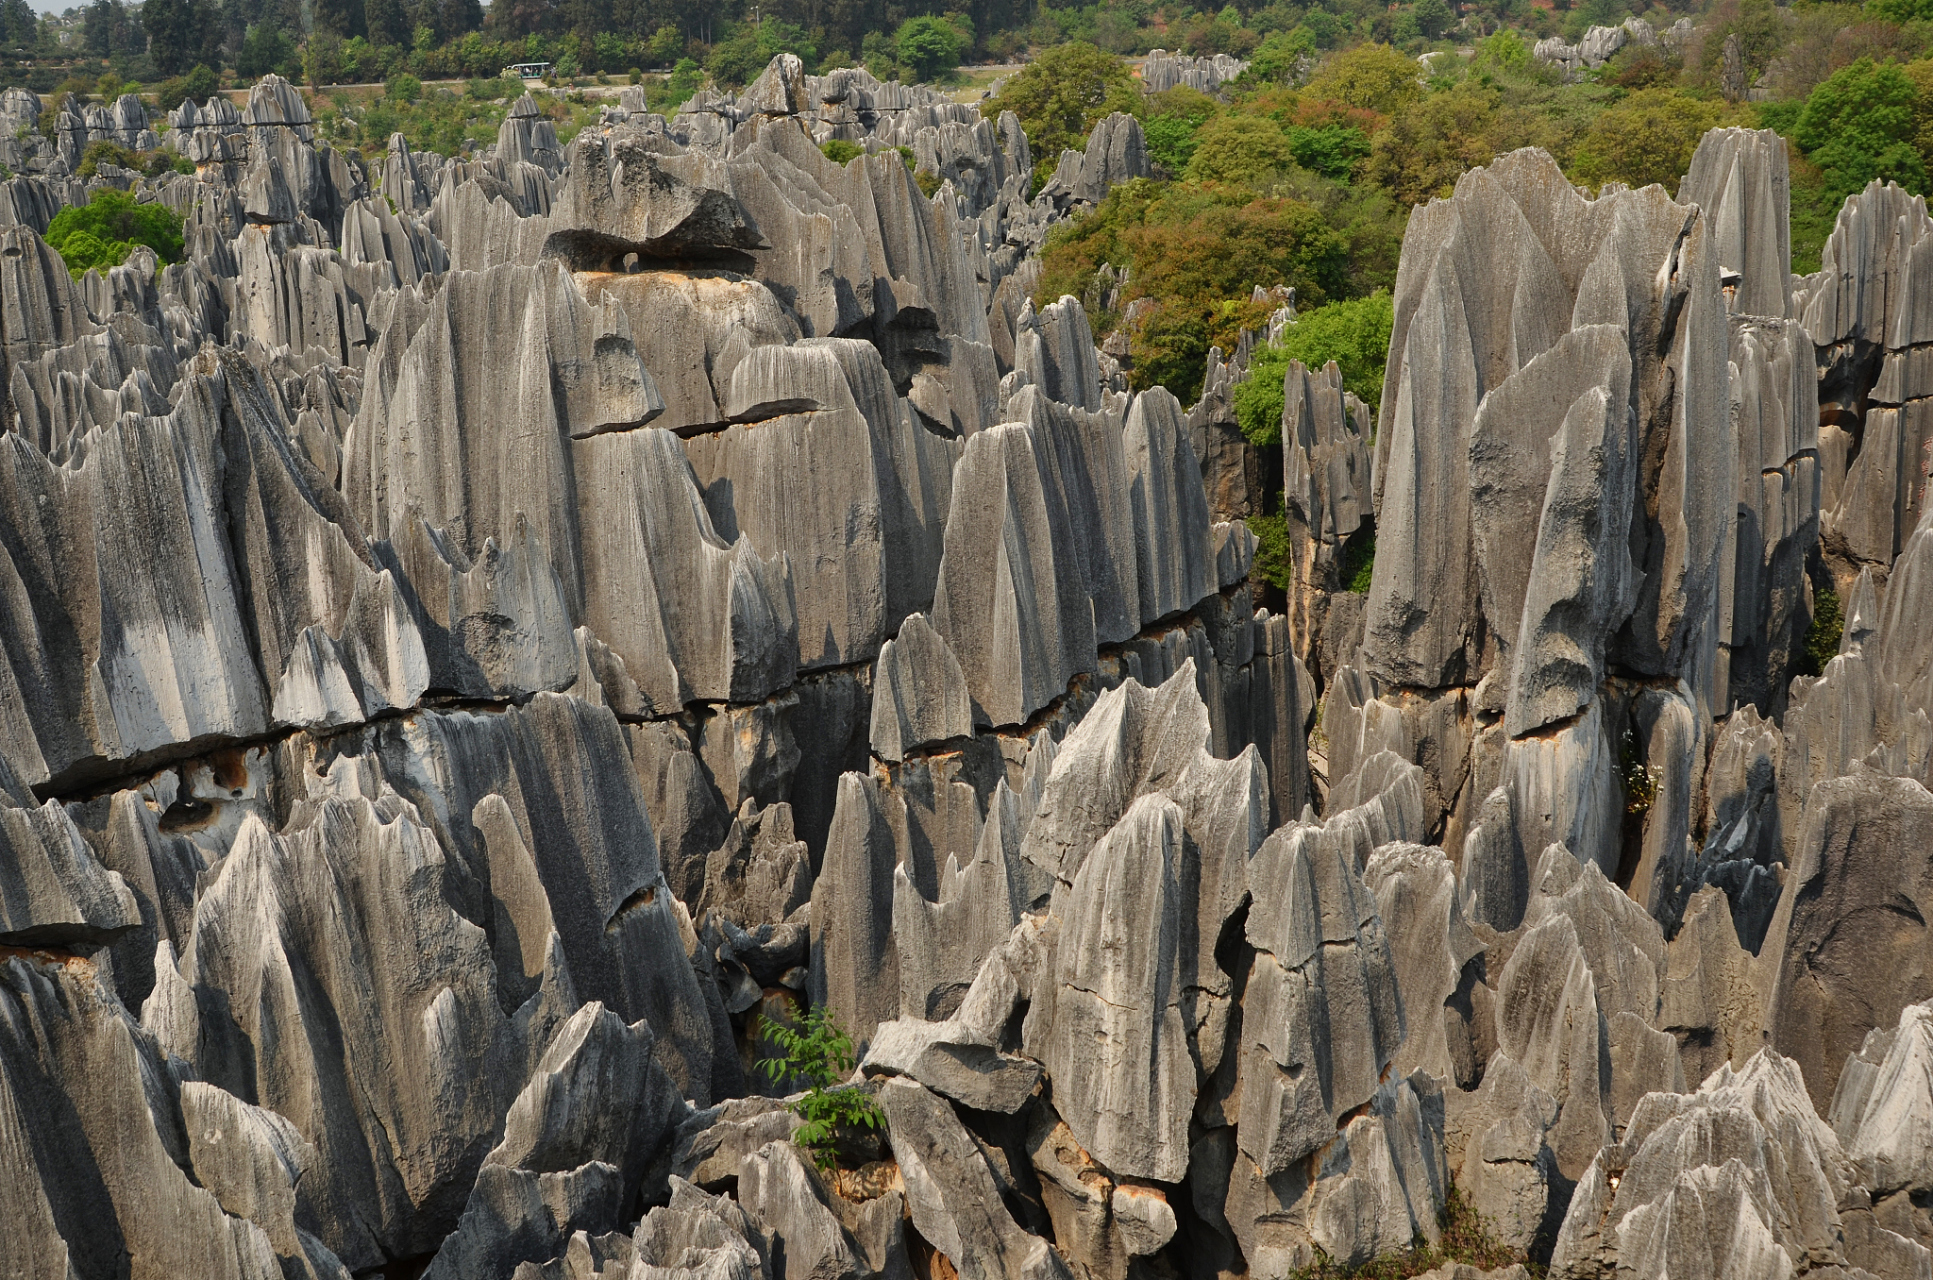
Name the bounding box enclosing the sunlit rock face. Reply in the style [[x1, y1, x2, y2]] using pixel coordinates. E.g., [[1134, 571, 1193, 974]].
[[0, 64, 1929, 1280]]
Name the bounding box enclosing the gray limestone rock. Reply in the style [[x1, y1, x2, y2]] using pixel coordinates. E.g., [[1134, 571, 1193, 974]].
[[876, 1078, 1072, 1280], [0, 793, 140, 946], [1833, 999, 1933, 1256], [1548, 1048, 1921, 1280], [423, 1162, 624, 1280], [351, 694, 722, 1103], [870, 613, 975, 762], [1762, 771, 1933, 1116], [738, 1139, 863, 1280], [1031, 794, 1196, 1182], [1459, 1054, 1561, 1253], [0, 374, 268, 791], [1677, 127, 1792, 320], [150, 801, 516, 1268], [1141, 50, 1251, 95], [0, 953, 285, 1280], [180, 1082, 353, 1280], [894, 778, 1027, 1021], [1363, 842, 1486, 1084], [1721, 315, 1819, 717], [810, 772, 903, 1049], [672, 1095, 804, 1191], [1466, 326, 1638, 738], [488, 1001, 679, 1203], [1124, 386, 1216, 626], [1025, 1104, 1178, 1280], [1281, 358, 1373, 641], [1236, 789, 1407, 1178], [930, 422, 1095, 727], [547, 129, 764, 268], [1659, 886, 1766, 1088], [632, 1177, 769, 1279], [1495, 912, 1610, 1183], [697, 800, 814, 928], [861, 1016, 1042, 1113], [1222, 1072, 1449, 1273]]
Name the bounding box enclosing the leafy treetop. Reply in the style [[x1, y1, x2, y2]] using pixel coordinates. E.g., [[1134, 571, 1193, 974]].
[[45, 188, 184, 279], [756, 1005, 885, 1173], [981, 42, 1143, 188]]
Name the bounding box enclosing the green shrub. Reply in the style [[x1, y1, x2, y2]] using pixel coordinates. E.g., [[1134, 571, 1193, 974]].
[[1341, 530, 1375, 593], [646, 58, 705, 113], [1285, 123, 1370, 182], [77, 139, 136, 178], [1233, 291, 1394, 446], [386, 72, 422, 103], [1794, 58, 1927, 202], [467, 75, 521, 101], [45, 188, 184, 278], [1248, 27, 1316, 85], [1802, 586, 1844, 676], [1248, 504, 1292, 591], [755, 1006, 885, 1172], [980, 42, 1142, 188], [1186, 113, 1298, 185], [820, 137, 863, 164], [237, 23, 293, 78], [896, 14, 968, 83]]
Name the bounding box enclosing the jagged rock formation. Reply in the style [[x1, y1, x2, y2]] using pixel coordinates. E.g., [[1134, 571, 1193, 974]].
[[1140, 50, 1252, 96], [0, 64, 1930, 1280], [1533, 17, 1692, 79]]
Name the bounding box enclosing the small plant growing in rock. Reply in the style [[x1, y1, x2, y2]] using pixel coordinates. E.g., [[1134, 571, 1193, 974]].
[[820, 137, 863, 165], [1620, 728, 1660, 817], [757, 1005, 885, 1171], [1802, 586, 1843, 676]]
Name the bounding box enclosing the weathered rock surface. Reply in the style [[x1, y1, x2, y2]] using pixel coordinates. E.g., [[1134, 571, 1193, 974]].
[[4, 63, 1933, 1280]]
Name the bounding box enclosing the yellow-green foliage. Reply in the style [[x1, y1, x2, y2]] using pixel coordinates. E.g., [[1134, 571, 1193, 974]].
[[980, 42, 1142, 188], [45, 189, 184, 279], [1570, 90, 1726, 194], [1233, 292, 1395, 446]]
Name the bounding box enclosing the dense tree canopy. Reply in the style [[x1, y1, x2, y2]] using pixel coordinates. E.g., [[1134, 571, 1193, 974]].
[[981, 41, 1143, 186], [45, 190, 184, 279]]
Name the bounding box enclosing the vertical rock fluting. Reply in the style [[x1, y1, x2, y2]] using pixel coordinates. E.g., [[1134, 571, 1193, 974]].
[[0, 64, 1930, 1280]]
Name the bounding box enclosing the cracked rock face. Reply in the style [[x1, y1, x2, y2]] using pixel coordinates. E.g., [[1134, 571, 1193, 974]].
[[2, 61, 1933, 1280]]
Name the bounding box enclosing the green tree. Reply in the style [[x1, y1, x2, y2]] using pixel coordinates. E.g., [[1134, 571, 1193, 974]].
[[1286, 124, 1370, 181], [756, 1007, 884, 1172], [1796, 58, 1928, 201], [1414, 0, 1455, 40], [895, 15, 965, 83], [237, 23, 293, 76], [1247, 27, 1314, 84], [143, 0, 216, 75], [1569, 89, 1722, 195], [980, 42, 1142, 187], [1472, 27, 1531, 71], [1303, 43, 1424, 115], [45, 188, 184, 278], [387, 71, 423, 101], [1234, 291, 1396, 444], [1184, 113, 1297, 184], [646, 56, 703, 112], [1143, 86, 1218, 174], [1700, 0, 1784, 86], [706, 18, 817, 89], [646, 25, 681, 65]]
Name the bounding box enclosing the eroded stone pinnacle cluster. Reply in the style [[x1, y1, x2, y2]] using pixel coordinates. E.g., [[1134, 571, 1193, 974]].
[[0, 58, 1928, 1280]]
